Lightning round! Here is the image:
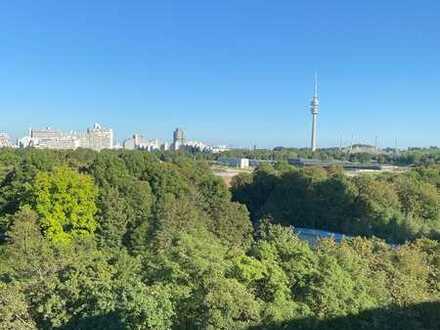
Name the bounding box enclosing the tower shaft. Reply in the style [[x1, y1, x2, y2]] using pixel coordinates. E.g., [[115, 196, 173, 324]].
[[310, 74, 319, 151], [311, 114, 317, 151]]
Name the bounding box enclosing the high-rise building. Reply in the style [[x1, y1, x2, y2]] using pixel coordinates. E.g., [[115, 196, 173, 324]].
[[310, 74, 319, 151], [30, 127, 79, 149], [23, 123, 113, 151], [173, 128, 185, 150], [80, 123, 113, 151], [31, 127, 62, 141], [123, 134, 160, 151], [0, 133, 12, 148]]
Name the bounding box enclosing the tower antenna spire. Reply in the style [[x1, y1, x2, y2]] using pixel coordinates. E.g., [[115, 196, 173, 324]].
[[314, 72, 318, 98], [310, 73, 319, 151]]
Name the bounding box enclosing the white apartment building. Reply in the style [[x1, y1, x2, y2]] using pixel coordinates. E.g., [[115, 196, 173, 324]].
[[0, 133, 12, 148], [123, 134, 161, 151], [21, 123, 113, 151], [80, 123, 114, 151]]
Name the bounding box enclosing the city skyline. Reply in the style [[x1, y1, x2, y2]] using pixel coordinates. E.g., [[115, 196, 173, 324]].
[[0, 121, 417, 151], [1, 1, 440, 148], [0, 74, 421, 151], [0, 73, 429, 150], [2, 123, 230, 152]]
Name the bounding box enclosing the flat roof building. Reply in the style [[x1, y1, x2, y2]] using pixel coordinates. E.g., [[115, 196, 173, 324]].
[[23, 123, 113, 151]]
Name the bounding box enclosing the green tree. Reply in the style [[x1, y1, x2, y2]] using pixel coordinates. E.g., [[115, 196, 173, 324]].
[[0, 282, 36, 330], [28, 166, 98, 244]]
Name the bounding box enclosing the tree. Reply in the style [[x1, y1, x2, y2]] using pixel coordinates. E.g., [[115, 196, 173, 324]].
[[87, 151, 131, 189], [28, 166, 98, 244], [207, 202, 254, 249], [3, 149, 440, 329], [149, 193, 205, 250], [202, 278, 261, 329], [0, 282, 36, 330], [231, 166, 280, 223], [95, 187, 130, 249], [249, 224, 314, 323], [4, 207, 56, 281]]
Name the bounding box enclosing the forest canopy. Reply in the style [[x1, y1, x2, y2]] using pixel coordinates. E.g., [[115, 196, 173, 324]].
[[231, 163, 440, 244], [0, 148, 439, 329]]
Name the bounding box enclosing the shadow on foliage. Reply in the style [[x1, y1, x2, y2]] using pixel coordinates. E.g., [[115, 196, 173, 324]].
[[59, 312, 125, 330], [249, 302, 440, 330]]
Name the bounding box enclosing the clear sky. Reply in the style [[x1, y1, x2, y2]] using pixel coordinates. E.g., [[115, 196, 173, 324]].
[[0, 0, 439, 148]]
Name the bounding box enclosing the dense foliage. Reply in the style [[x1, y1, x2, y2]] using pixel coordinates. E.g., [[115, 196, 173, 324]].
[[232, 163, 440, 244], [0, 149, 439, 329]]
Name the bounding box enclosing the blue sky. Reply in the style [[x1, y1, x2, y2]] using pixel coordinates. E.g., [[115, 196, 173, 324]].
[[0, 0, 439, 148]]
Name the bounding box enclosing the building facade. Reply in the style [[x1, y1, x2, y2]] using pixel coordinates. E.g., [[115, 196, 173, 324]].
[[173, 128, 185, 150], [218, 157, 250, 169], [121, 128, 229, 154], [22, 123, 113, 151], [123, 134, 161, 151], [0, 133, 12, 148], [80, 123, 114, 150]]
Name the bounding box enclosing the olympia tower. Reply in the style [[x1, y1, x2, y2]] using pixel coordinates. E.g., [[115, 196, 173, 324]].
[[310, 74, 319, 151]]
